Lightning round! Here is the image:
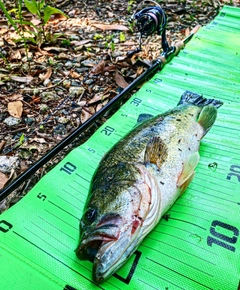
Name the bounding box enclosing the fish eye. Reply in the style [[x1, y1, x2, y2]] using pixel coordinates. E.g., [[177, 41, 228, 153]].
[[83, 208, 97, 224]]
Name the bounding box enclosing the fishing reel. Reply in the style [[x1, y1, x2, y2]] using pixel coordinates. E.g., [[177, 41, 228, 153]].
[[127, 2, 172, 58]]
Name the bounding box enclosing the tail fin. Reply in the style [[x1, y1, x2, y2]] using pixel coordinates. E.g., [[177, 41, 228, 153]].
[[178, 90, 223, 108]]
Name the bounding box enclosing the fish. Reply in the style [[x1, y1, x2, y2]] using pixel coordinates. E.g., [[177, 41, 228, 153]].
[[76, 90, 223, 283]]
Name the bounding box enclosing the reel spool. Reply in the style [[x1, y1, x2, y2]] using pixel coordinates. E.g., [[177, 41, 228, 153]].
[[127, 2, 171, 58]]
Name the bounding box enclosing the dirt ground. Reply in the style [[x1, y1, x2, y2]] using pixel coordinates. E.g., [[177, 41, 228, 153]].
[[0, 0, 239, 212]]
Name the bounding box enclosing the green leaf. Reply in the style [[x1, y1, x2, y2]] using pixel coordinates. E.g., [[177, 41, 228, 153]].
[[119, 32, 126, 42], [19, 133, 25, 145], [43, 6, 67, 24], [24, 0, 38, 15], [0, 1, 19, 32]]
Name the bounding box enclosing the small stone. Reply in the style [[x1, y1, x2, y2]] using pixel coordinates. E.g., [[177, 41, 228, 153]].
[[65, 61, 73, 67], [39, 104, 49, 112], [81, 59, 96, 67], [0, 156, 19, 173], [84, 79, 94, 85], [53, 124, 68, 135], [58, 117, 69, 124], [40, 92, 58, 103], [70, 34, 80, 40], [24, 117, 35, 125], [71, 80, 81, 86], [92, 85, 100, 92], [4, 116, 21, 126], [69, 86, 85, 96], [63, 79, 71, 89]]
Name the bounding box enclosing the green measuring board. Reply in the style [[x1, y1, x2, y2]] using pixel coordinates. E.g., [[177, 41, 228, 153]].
[[0, 5, 240, 290]]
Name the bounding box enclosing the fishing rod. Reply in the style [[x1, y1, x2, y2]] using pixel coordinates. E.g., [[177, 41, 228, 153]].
[[0, 4, 200, 202]]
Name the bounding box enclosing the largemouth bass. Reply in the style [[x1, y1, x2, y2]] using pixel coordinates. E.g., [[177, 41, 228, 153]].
[[76, 91, 223, 283]]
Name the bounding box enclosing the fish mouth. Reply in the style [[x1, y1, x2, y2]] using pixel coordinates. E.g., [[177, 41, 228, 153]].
[[76, 215, 140, 284], [76, 224, 119, 262]]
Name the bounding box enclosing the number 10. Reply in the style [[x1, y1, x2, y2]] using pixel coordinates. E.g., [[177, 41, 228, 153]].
[[207, 220, 239, 252]]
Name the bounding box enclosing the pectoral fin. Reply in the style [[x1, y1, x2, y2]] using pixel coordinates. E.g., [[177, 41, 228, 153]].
[[144, 137, 168, 167], [198, 105, 218, 134], [177, 152, 200, 194]]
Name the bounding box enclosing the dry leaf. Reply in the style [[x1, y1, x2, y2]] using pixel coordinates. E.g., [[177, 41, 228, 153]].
[[70, 70, 80, 78], [0, 141, 6, 153], [115, 70, 129, 89], [96, 103, 103, 112], [185, 27, 190, 37], [81, 108, 91, 123], [39, 67, 52, 81], [70, 40, 92, 46], [43, 47, 68, 52], [0, 172, 9, 190], [104, 65, 116, 72], [91, 60, 105, 75], [10, 75, 33, 84], [92, 23, 129, 31], [9, 93, 23, 101], [9, 49, 21, 61], [8, 101, 23, 118], [88, 93, 103, 105]]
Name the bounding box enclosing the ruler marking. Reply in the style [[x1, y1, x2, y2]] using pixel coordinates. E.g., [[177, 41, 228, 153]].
[[38, 216, 76, 241], [12, 231, 103, 289], [180, 197, 230, 213], [48, 200, 79, 220], [72, 180, 89, 191], [193, 180, 235, 197], [63, 188, 87, 201], [152, 230, 217, 255], [31, 222, 70, 248], [66, 185, 82, 194], [195, 175, 236, 192], [75, 173, 90, 183], [144, 244, 213, 277], [23, 227, 89, 271], [45, 210, 78, 231], [187, 188, 236, 207], [169, 209, 210, 222], [145, 236, 216, 265], [146, 258, 214, 290], [202, 192, 239, 205], [83, 169, 93, 176], [175, 203, 228, 220], [164, 217, 207, 230], [57, 195, 83, 210], [137, 278, 159, 290]]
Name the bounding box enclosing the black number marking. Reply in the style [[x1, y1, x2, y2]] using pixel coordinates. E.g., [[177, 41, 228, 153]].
[[0, 220, 13, 233], [101, 126, 115, 136], [37, 192, 47, 201], [121, 113, 128, 117], [153, 78, 162, 84], [130, 98, 142, 106], [60, 162, 77, 175], [227, 165, 240, 182], [146, 89, 152, 93], [207, 220, 239, 252], [113, 250, 142, 284], [88, 148, 95, 153]]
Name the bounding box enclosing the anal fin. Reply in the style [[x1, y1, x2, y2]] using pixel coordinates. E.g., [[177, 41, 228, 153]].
[[177, 151, 200, 193]]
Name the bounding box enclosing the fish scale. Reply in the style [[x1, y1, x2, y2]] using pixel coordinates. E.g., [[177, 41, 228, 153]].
[[76, 91, 222, 283]]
